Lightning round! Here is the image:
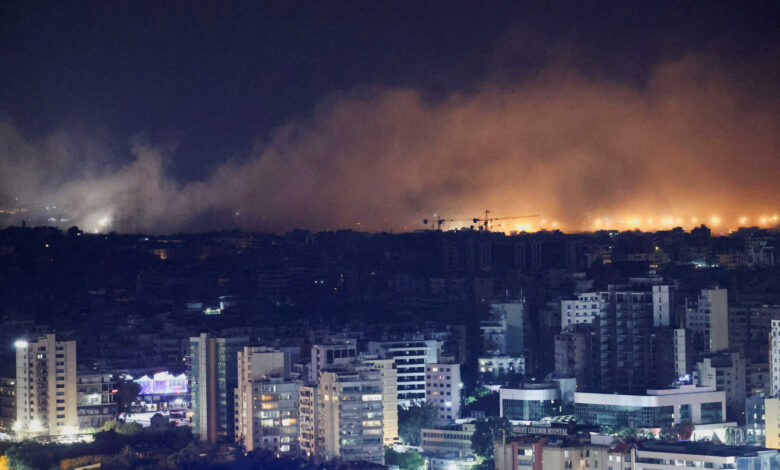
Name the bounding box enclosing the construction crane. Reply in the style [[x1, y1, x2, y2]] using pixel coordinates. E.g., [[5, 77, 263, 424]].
[[422, 215, 474, 230], [472, 210, 540, 231], [424, 211, 540, 231]]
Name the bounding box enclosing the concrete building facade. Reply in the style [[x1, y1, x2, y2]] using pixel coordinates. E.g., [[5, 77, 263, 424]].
[[362, 357, 398, 445], [0, 377, 16, 432], [15, 334, 78, 437], [309, 339, 357, 382], [76, 372, 114, 430], [686, 288, 729, 354], [235, 346, 298, 453], [425, 363, 461, 423], [574, 385, 727, 428], [190, 333, 247, 443], [298, 384, 318, 458], [316, 366, 385, 464], [367, 340, 439, 406]]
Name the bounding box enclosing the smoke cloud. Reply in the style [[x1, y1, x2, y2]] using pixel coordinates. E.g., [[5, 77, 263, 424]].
[[1, 57, 779, 234]]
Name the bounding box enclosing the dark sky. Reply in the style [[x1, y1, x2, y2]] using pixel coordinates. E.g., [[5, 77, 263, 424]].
[[3, 1, 777, 179], [1, 1, 780, 233]]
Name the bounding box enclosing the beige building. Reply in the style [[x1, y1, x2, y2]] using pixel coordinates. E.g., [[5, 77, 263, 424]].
[[317, 366, 384, 464], [495, 437, 609, 470], [766, 397, 780, 449], [421, 423, 475, 457], [362, 357, 399, 445], [238, 379, 300, 453], [15, 334, 78, 437], [234, 346, 299, 453], [298, 384, 319, 458]]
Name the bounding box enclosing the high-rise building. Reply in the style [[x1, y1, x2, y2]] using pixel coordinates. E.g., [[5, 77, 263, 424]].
[[298, 384, 319, 458], [560, 285, 675, 394], [235, 346, 299, 452], [561, 285, 672, 330], [425, 363, 461, 423], [362, 357, 398, 445], [745, 394, 766, 445], [15, 334, 78, 437], [238, 379, 300, 453], [598, 287, 655, 393], [367, 340, 439, 406], [480, 301, 524, 356], [673, 328, 691, 378], [317, 366, 384, 464], [686, 288, 729, 354], [309, 339, 357, 382], [765, 397, 780, 449], [554, 324, 597, 392], [770, 320, 780, 396], [694, 350, 746, 423], [237, 347, 287, 384], [190, 333, 248, 443], [652, 285, 673, 327]]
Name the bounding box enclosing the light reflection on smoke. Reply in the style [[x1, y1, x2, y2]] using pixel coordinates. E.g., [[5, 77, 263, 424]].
[[0, 58, 779, 234]]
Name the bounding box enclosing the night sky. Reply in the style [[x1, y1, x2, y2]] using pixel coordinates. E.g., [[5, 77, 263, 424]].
[[1, 1, 780, 233]]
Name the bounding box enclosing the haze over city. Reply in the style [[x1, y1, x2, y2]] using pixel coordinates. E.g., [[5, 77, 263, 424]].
[[1, 2, 779, 234]]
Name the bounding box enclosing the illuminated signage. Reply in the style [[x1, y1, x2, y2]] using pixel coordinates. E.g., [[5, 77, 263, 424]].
[[135, 372, 187, 395]]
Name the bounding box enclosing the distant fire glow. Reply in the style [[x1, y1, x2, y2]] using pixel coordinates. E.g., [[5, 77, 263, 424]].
[[1, 58, 779, 234]]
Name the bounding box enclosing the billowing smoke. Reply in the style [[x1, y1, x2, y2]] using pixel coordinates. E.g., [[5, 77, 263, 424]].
[[1, 57, 779, 234]]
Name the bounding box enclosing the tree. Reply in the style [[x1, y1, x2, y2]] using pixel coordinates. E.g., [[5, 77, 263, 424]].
[[660, 422, 695, 441], [677, 422, 695, 441], [112, 375, 141, 419], [165, 442, 201, 469], [463, 389, 499, 417], [471, 417, 513, 461], [398, 403, 437, 446], [384, 447, 424, 470]]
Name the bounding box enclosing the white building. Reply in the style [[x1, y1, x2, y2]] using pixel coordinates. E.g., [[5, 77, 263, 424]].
[[652, 285, 672, 327], [367, 340, 439, 406], [15, 334, 78, 437], [694, 350, 745, 421], [673, 329, 689, 378], [561, 292, 601, 329], [574, 384, 727, 428], [317, 366, 384, 464], [686, 288, 729, 353], [425, 363, 461, 423], [561, 286, 673, 330], [633, 441, 780, 469], [499, 379, 576, 421]]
